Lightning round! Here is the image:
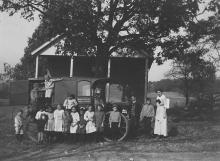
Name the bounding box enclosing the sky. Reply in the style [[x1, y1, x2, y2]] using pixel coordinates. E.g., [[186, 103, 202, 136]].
[[0, 12, 172, 81]]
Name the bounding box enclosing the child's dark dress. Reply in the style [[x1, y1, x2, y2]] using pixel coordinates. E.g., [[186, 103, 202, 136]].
[[77, 114, 86, 134], [37, 114, 48, 132], [94, 111, 105, 132]]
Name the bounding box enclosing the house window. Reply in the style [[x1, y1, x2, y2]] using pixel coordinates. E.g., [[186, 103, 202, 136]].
[[78, 81, 91, 96]]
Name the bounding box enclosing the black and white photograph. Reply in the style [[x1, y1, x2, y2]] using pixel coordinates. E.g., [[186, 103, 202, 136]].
[[0, 0, 220, 161]]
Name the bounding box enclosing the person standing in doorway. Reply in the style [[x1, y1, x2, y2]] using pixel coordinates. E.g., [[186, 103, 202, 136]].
[[154, 90, 168, 138]]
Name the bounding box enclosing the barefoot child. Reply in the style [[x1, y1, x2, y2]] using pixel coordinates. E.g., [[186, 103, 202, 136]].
[[35, 107, 47, 144], [109, 105, 121, 140], [94, 104, 105, 142], [14, 110, 24, 142]]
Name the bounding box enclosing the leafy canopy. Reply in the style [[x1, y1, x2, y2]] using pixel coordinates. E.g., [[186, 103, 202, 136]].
[[1, 1, 208, 59], [1, 0, 219, 79]]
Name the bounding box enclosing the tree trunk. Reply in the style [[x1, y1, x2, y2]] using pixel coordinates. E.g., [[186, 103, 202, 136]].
[[94, 45, 108, 77], [184, 79, 189, 106]]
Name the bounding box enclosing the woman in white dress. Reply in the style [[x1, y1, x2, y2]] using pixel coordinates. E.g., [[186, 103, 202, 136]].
[[70, 107, 80, 134], [84, 106, 96, 134], [154, 90, 168, 138]]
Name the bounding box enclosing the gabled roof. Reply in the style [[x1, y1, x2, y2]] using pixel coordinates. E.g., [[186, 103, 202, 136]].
[[31, 34, 65, 56]]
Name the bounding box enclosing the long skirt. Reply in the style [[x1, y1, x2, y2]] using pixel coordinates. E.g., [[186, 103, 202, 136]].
[[154, 106, 167, 136], [154, 118, 167, 136]]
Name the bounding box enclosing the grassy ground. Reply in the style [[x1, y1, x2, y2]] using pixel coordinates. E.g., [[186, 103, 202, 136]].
[[0, 102, 220, 161]]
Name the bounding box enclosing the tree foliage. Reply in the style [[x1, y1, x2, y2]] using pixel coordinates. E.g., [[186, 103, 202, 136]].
[[166, 48, 216, 105], [1, 0, 219, 79]]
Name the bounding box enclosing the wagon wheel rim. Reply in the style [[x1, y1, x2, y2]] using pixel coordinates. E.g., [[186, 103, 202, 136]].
[[103, 111, 129, 142]]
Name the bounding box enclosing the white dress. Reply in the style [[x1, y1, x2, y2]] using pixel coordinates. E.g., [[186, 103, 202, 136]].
[[84, 111, 96, 133], [54, 109, 64, 132], [70, 112, 80, 133], [154, 95, 168, 136], [45, 112, 55, 131], [63, 99, 78, 110]]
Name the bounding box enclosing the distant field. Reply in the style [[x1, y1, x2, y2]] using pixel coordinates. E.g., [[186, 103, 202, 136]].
[[147, 92, 191, 108]]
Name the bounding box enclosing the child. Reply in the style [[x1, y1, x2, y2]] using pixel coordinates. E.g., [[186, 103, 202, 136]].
[[84, 106, 96, 141], [63, 94, 78, 111], [63, 109, 72, 133], [14, 110, 24, 142], [139, 98, 155, 137], [35, 107, 47, 144], [70, 107, 80, 141], [77, 107, 87, 142], [94, 104, 105, 142], [44, 106, 55, 143], [109, 105, 121, 140], [54, 104, 65, 141]]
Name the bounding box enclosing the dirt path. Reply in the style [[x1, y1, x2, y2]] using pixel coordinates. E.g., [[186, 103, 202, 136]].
[[3, 136, 220, 161], [1, 106, 220, 161]]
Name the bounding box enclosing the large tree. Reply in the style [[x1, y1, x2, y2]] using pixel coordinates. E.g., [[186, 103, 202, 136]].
[[166, 48, 216, 105], [1, 0, 219, 78]]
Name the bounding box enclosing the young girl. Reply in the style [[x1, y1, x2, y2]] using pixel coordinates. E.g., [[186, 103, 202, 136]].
[[109, 105, 121, 140], [70, 107, 80, 141], [35, 107, 47, 144], [54, 104, 65, 141], [14, 110, 24, 142], [45, 106, 55, 143], [84, 106, 96, 141], [63, 94, 78, 111], [77, 107, 87, 142], [94, 104, 105, 142], [63, 109, 72, 133]]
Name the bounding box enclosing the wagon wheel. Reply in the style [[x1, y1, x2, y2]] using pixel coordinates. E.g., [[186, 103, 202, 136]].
[[103, 112, 129, 141]]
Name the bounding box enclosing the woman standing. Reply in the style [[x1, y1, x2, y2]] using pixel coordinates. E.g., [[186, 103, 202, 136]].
[[154, 90, 168, 138]]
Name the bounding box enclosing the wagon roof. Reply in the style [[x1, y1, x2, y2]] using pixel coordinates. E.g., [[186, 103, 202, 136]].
[[31, 34, 152, 59]]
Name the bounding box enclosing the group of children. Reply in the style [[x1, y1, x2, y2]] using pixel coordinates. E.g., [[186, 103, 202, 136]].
[[14, 94, 123, 144], [34, 104, 106, 144], [14, 91, 168, 144]]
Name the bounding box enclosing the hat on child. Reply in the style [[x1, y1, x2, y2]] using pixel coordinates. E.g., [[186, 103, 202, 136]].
[[80, 107, 85, 111]]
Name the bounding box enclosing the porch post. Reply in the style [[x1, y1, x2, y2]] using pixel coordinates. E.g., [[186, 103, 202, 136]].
[[35, 56, 39, 78], [70, 57, 74, 77], [144, 57, 149, 103], [106, 58, 111, 102]]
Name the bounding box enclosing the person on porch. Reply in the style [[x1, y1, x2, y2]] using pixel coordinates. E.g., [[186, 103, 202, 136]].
[[44, 69, 62, 105]]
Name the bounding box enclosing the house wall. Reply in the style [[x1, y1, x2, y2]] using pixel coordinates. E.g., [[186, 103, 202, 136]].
[[37, 56, 146, 103]]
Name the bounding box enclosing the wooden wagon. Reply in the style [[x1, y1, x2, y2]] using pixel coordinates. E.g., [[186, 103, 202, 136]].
[[9, 35, 153, 141]]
